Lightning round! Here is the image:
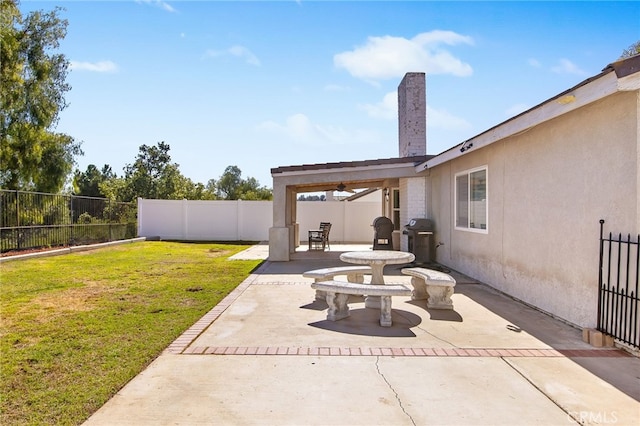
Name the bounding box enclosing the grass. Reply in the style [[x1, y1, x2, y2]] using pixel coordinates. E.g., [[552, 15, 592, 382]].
[[0, 241, 263, 425]]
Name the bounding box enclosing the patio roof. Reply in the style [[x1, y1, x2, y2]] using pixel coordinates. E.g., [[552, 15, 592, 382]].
[[271, 155, 433, 193], [271, 155, 432, 175]]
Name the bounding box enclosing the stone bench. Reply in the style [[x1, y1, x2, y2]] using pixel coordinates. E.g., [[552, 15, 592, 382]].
[[310, 280, 411, 327], [303, 266, 372, 300], [401, 267, 456, 310]]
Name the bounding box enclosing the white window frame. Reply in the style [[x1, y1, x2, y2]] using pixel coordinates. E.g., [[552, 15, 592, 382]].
[[454, 166, 488, 234], [392, 188, 400, 231]]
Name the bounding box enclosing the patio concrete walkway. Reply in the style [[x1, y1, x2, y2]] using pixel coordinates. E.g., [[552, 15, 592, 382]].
[[84, 244, 639, 426]]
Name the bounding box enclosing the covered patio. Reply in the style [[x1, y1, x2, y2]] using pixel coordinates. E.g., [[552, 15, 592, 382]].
[[268, 155, 431, 261]]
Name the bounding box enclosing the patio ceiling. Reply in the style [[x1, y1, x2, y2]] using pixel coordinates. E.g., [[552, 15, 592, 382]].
[[293, 178, 387, 194]]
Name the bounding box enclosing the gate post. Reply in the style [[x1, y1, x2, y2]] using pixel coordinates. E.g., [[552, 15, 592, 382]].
[[597, 219, 605, 330]]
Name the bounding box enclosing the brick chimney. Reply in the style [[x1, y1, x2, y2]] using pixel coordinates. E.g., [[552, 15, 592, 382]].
[[398, 72, 426, 157]]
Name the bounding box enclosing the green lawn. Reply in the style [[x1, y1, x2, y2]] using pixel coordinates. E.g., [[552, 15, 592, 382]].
[[0, 241, 263, 425]]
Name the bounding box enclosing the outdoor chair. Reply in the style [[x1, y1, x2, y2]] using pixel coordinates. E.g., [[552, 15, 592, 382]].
[[308, 222, 331, 251]]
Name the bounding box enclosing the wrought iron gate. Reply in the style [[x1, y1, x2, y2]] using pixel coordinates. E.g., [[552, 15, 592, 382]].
[[598, 220, 639, 348]]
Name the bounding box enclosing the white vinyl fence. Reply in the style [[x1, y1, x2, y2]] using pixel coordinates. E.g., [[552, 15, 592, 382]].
[[137, 198, 382, 243]]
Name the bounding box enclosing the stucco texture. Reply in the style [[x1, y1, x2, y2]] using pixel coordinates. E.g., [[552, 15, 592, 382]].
[[428, 90, 639, 328]]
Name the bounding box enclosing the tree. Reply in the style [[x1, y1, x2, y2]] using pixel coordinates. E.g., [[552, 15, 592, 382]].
[[73, 164, 115, 197], [103, 142, 215, 201], [0, 0, 82, 192], [298, 194, 326, 201], [205, 178, 217, 198], [88, 145, 267, 202], [215, 165, 242, 200], [620, 41, 640, 59], [238, 176, 272, 200], [215, 165, 272, 200], [122, 142, 172, 200]]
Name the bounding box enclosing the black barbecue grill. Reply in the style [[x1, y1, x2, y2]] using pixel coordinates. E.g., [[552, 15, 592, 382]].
[[403, 218, 434, 264]]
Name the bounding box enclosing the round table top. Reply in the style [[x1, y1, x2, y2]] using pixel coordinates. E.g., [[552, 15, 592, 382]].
[[340, 250, 415, 265]]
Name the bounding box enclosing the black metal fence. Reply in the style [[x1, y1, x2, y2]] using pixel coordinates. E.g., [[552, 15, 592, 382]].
[[598, 219, 639, 348], [0, 190, 137, 253]]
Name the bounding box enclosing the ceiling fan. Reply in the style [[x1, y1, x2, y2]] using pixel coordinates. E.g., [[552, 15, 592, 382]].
[[324, 182, 355, 193]]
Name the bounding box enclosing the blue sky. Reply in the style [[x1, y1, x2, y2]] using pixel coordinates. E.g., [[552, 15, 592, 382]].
[[20, 1, 640, 189]]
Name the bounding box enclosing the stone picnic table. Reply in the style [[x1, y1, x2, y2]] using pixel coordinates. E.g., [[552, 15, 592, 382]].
[[339, 250, 415, 308]]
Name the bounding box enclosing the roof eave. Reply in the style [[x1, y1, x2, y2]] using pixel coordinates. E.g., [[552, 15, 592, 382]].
[[420, 55, 640, 171], [271, 155, 432, 177]]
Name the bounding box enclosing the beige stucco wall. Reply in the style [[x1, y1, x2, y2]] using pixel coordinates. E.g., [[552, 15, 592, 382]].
[[428, 90, 639, 328]]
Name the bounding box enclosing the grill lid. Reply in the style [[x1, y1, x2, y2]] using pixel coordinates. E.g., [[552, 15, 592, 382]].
[[373, 216, 393, 228], [405, 218, 433, 231]]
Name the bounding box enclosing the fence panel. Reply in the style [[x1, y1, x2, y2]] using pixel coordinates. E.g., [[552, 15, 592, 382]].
[[137, 198, 382, 243], [297, 201, 381, 244], [598, 220, 639, 348], [0, 190, 137, 253]]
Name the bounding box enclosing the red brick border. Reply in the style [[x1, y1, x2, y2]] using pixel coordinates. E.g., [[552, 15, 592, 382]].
[[179, 346, 631, 358], [163, 273, 258, 354]]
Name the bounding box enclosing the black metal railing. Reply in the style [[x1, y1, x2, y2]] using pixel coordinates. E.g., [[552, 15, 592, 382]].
[[0, 190, 137, 253], [598, 219, 639, 348]]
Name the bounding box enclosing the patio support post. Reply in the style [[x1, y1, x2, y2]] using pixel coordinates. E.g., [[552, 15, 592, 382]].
[[288, 188, 299, 251], [269, 179, 291, 261]]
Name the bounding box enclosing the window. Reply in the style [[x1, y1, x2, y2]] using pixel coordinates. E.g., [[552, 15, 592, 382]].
[[455, 167, 487, 232]]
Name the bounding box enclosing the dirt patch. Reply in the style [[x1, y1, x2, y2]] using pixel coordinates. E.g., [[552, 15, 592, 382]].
[[207, 249, 231, 258], [32, 281, 120, 315]]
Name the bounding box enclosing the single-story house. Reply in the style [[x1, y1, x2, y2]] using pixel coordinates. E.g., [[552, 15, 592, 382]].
[[269, 54, 640, 329]]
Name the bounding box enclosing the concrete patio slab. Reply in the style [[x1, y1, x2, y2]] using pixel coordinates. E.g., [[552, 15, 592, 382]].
[[84, 244, 640, 426], [504, 357, 639, 424], [189, 283, 586, 351]]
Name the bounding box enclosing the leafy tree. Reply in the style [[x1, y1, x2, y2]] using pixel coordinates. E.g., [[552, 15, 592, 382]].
[[116, 142, 173, 200], [73, 164, 115, 197], [620, 41, 640, 59], [189, 181, 215, 200], [215, 165, 242, 200], [215, 165, 272, 200], [0, 0, 82, 192], [98, 175, 127, 201], [238, 176, 272, 200], [101, 142, 215, 201], [298, 194, 326, 201], [205, 178, 217, 198], [87, 144, 268, 202]]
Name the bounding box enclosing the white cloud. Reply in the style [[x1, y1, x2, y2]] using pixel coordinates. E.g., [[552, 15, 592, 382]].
[[70, 60, 118, 73], [136, 0, 176, 13], [427, 105, 471, 130], [360, 92, 397, 120], [334, 30, 474, 82], [228, 45, 261, 66], [551, 58, 587, 76], [257, 113, 376, 146], [360, 91, 470, 131], [205, 45, 261, 66], [528, 58, 541, 68], [324, 84, 351, 92], [258, 114, 333, 144]]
